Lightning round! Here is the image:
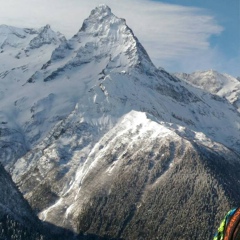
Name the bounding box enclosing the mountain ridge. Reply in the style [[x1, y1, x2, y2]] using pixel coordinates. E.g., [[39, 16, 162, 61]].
[[175, 70, 240, 112], [28, 4, 155, 84], [1, 4, 240, 239]]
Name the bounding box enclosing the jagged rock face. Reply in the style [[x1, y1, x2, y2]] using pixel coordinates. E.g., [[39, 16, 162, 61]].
[[1, 4, 240, 240], [33, 4, 155, 83]]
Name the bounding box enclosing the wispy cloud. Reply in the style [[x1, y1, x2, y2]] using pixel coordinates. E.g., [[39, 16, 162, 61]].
[[0, 0, 225, 74]]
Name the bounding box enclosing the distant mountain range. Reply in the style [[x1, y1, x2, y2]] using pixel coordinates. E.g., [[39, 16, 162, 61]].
[[1, 4, 240, 240], [175, 70, 240, 112]]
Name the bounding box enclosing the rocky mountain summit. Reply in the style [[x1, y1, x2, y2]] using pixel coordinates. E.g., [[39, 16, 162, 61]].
[[1, 4, 240, 240]]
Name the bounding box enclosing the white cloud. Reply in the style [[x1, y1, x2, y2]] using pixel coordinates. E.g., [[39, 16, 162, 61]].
[[0, 0, 224, 73]]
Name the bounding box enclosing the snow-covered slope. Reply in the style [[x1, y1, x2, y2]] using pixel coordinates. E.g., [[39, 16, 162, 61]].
[[15, 111, 240, 239], [175, 70, 240, 111], [1, 4, 240, 239], [0, 24, 65, 71], [29, 4, 154, 83], [0, 24, 65, 104], [0, 24, 65, 168], [2, 5, 239, 162]]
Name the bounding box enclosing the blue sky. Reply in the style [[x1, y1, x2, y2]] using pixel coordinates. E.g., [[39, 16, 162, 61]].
[[0, 0, 239, 76], [156, 0, 239, 57], [153, 0, 240, 76]]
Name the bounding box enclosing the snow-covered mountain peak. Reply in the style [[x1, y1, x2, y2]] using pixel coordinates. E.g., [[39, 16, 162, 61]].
[[28, 24, 65, 49], [89, 4, 112, 18], [201, 69, 229, 81], [175, 70, 240, 111], [0, 24, 26, 35], [80, 4, 126, 38], [0, 25, 30, 49], [0, 24, 65, 54], [2, 7, 240, 238], [36, 5, 155, 83], [175, 70, 240, 93]]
